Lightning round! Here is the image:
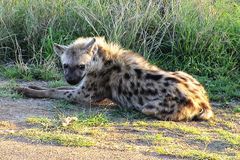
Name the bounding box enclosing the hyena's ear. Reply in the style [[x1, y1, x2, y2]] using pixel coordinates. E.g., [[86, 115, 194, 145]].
[[84, 38, 96, 50], [53, 43, 68, 56]]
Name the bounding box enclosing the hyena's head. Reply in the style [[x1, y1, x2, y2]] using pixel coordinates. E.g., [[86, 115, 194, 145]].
[[53, 37, 99, 85]]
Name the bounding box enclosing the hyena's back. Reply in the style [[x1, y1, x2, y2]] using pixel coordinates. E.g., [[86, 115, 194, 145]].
[[108, 56, 213, 121]]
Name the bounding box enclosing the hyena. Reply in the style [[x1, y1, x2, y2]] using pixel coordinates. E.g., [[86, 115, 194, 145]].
[[16, 37, 214, 121]]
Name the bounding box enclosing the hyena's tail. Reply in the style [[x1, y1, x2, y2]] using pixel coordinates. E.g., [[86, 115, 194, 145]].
[[198, 108, 214, 120], [195, 103, 214, 121]]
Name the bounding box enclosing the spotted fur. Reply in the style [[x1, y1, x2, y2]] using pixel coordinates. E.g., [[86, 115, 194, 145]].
[[17, 37, 214, 121]]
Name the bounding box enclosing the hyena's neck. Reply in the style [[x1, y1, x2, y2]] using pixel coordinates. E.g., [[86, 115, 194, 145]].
[[97, 43, 160, 73]]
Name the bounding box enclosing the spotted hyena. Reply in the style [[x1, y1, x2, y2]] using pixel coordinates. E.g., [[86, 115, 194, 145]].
[[16, 37, 214, 121]]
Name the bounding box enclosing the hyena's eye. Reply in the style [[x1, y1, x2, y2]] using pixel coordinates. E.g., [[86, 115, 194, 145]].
[[77, 64, 85, 70], [63, 64, 69, 69]]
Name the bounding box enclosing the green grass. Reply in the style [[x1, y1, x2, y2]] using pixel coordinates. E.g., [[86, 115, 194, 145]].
[[147, 133, 175, 144], [0, 65, 61, 81], [233, 106, 240, 113], [47, 79, 67, 88], [53, 100, 77, 110], [0, 80, 22, 98], [0, 0, 239, 101], [26, 117, 53, 128], [3, 111, 238, 159], [0, 0, 239, 81], [215, 129, 240, 146], [77, 113, 109, 127], [156, 146, 227, 160], [194, 135, 212, 143], [12, 129, 94, 147], [197, 76, 240, 102]]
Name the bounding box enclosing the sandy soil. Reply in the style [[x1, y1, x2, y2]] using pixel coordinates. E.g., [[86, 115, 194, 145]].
[[0, 78, 239, 160]]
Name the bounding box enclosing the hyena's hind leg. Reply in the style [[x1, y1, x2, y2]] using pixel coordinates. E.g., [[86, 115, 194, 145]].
[[141, 100, 179, 121]]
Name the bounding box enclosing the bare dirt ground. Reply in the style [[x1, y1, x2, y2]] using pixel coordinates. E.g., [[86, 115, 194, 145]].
[[0, 79, 161, 160], [0, 78, 239, 160]]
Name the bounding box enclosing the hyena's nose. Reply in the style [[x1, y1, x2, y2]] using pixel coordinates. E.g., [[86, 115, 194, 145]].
[[66, 77, 79, 85]]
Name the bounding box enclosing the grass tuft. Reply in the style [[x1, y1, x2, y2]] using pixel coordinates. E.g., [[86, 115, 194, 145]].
[[156, 146, 227, 160], [26, 117, 52, 127], [215, 129, 240, 146], [13, 129, 95, 147], [233, 106, 240, 113]]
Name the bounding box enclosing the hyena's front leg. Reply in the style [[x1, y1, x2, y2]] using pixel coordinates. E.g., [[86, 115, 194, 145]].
[[28, 85, 76, 90], [16, 85, 96, 103]]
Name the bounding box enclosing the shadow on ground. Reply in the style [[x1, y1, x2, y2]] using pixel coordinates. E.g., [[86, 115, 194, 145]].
[[0, 78, 239, 160]]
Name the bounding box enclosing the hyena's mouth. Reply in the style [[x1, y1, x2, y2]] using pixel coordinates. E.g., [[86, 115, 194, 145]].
[[79, 73, 86, 82], [67, 74, 86, 85]]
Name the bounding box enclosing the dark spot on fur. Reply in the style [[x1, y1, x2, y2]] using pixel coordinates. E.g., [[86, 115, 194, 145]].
[[138, 97, 143, 105], [111, 65, 121, 72], [163, 101, 168, 107], [195, 95, 200, 99], [145, 105, 155, 109], [137, 82, 140, 87], [67, 93, 72, 98], [77, 91, 81, 95], [190, 89, 198, 94], [158, 102, 163, 106], [146, 83, 154, 87], [179, 98, 187, 104], [183, 83, 189, 88], [85, 94, 90, 98], [161, 89, 166, 93], [88, 72, 96, 78], [134, 89, 138, 95], [81, 86, 85, 90], [165, 77, 180, 83], [124, 73, 130, 80], [64, 91, 69, 95], [122, 90, 127, 95], [128, 91, 133, 97], [118, 80, 122, 94], [119, 79, 122, 84], [102, 75, 110, 82], [187, 99, 194, 106], [140, 88, 145, 94], [164, 82, 169, 87], [104, 60, 113, 66], [160, 109, 174, 114], [130, 82, 135, 88], [195, 83, 202, 86], [173, 97, 179, 101], [134, 69, 142, 78], [199, 102, 208, 109], [178, 76, 188, 81], [145, 74, 163, 81], [105, 85, 111, 90], [146, 89, 158, 95]]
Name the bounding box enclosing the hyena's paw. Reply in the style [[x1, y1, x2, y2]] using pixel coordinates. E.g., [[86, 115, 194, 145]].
[[15, 87, 31, 96]]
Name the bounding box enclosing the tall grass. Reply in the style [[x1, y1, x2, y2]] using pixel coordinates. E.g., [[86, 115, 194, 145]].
[[0, 0, 239, 78]]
